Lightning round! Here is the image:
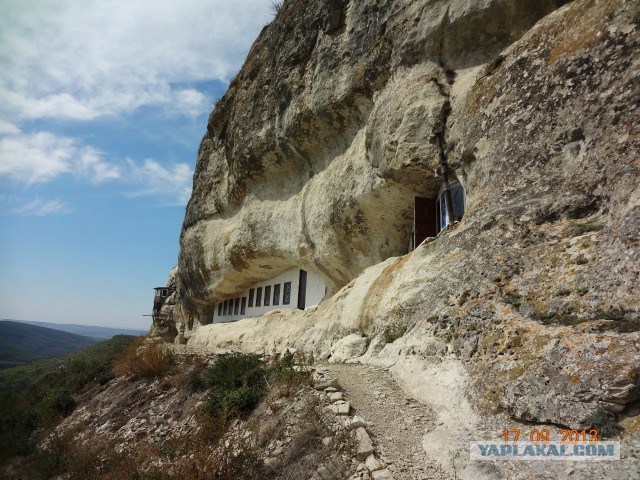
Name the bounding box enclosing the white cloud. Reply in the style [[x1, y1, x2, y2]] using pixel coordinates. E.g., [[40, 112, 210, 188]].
[[0, 120, 20, 135], [126, 158, 193, 205], [0, 0, 273, 122], [0, 131, 120, 184], [0, 132, 74, 183], [79, 147, 121, 183], [13, 197, 71, 216]]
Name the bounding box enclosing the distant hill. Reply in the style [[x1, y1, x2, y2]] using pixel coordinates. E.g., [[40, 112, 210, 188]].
[[4, 320, 147, 341], [0, 334, 136, 394], [0, 321, 99, 368]]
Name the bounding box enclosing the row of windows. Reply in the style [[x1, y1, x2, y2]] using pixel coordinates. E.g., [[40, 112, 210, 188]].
[[217, 281, 292, 317]]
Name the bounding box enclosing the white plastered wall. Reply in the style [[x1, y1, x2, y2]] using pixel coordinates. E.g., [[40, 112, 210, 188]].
[[211, 268, 327, 323]]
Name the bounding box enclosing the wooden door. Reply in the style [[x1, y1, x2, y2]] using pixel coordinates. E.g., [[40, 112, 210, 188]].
[[414, 196, 437, 246]]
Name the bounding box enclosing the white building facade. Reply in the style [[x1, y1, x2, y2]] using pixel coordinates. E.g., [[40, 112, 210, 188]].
[[209, 268, 326, 323]]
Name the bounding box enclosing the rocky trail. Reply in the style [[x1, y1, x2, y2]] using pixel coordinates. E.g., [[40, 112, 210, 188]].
[[327, 363, 451, 480]]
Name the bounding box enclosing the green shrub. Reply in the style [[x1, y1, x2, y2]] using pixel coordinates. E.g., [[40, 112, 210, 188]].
[[595, 308, 625, 321], [458, 290, 471, 306], [204, 353, 264, 390], [201, 353, 267, 423], [570, 223, 603, 237], [501, 292, 522, 308], [585, 409, 623, 438], [35, 387, 75, 423], [206, 386, 262, 419], [384, 325, 407, 344]]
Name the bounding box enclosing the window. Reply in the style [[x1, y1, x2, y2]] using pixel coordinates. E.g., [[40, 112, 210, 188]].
[[248, 288, 255, 307], [218, 303, 223, 316], [234, 298, 240, 315], [241, 297, 246, 315], [283, 282, 291, 305], [440, 191, 447, 231], [256, 287, 263, 307], [297, 270, 307, 310], [162, 289, 168, 297], [264, 285, 271, 306], [223, 300, 228, 316], [450, 182, 465, 219], [273, 284, 281, 305]]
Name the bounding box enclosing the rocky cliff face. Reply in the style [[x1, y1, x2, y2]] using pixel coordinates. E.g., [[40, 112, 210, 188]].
[[154, 0, 639, 473], [175, 0, 574, 316]]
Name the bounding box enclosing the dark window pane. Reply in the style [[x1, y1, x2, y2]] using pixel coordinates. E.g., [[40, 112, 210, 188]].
[[256, 287, 262, 307], [440, 191, 447, 230], [241, 297, 246, 315], [297, 270, 307, 310], [248, 288, 254, 307], [451, 182, 465, 219], [264, 286, 271, 306], [218, 303, 223, 316], [283, 282, 291, 305], [273, 284, 281, 305], [234, 298, 240, 315], [223, 300, 228, 316]]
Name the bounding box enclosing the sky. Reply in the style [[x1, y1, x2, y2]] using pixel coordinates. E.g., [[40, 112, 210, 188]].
[[0, 0, 274, 330]]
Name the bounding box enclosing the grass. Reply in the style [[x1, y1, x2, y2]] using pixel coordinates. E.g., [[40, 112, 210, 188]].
[[112, 337, 175, 378]]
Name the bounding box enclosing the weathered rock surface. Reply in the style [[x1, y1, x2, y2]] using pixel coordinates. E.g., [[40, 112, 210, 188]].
[[170, 0, 571, 321], [156, 0, 640, 476]]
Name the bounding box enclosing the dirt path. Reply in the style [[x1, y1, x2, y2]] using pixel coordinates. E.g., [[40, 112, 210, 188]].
[[327, 363, 451, 480]]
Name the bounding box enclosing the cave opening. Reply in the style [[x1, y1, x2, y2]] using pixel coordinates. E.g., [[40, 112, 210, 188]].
[[410, 180, 465, 251]]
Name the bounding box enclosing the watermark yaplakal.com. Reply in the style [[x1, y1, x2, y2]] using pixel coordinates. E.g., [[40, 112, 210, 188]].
[[470, 441, 620, 461], [470, 429, 620, 461]]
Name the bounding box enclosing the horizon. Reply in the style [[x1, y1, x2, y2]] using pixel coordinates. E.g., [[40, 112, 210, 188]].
[[1, 318, 147, 332], [0, 1, 274, 330]]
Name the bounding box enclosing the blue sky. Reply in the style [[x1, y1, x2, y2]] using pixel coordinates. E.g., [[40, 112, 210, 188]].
[[0, 0, 274, 329]]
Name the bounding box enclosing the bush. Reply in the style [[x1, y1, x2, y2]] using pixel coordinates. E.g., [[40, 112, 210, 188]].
[[501, 292, 522, 308], [458, 290, 471, 306], [570, 222, 603, 237], [384, 325, 407, 344], [586, 409, 623, 438], [173, 356, 208, 392], [205, 386, 262, 420], [269, 351, 310, 397], [201, 353, 267, 424], [112, 338, 174, 378], [34, 387, 75, 424], [204, 353, 264, 390]]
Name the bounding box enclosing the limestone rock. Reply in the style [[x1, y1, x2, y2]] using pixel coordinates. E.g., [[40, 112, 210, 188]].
[[354, 427, 375, 461], [166, 0, 639, 438], [330, 334, 368, 362], [168, 0, 570, 323], [329, 401, 350, 416], [365, 455, 384, 472], [371, 469, 394, 480], [313, 370, 340, 391], [328, 391, 344, 403], [351, 415, 368, 430]]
